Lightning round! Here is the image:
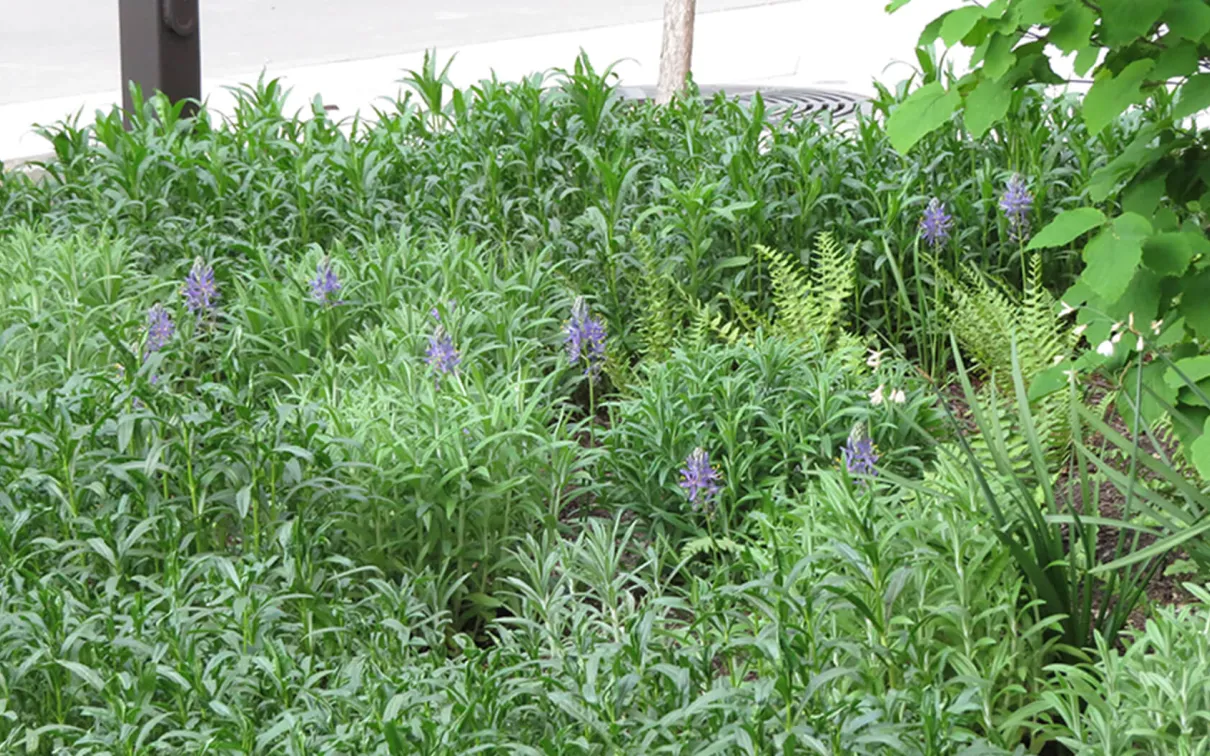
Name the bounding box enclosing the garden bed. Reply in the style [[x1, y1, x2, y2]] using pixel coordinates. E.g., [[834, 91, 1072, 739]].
[[1, 47, 1208, 754]]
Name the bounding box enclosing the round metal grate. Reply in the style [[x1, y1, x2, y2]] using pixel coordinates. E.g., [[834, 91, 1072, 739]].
[[617, 85, 868, 120]]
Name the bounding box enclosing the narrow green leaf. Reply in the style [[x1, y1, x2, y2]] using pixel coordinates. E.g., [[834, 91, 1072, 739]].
[[1165, 356, 1210, 389], [86, 538, 117, 568], [1091, 518, 1210, 574], [1027, 207, 1106, 250], [236, 485, 253, 519], [56, 661, 107, 693], [886, 82, 960, 153]]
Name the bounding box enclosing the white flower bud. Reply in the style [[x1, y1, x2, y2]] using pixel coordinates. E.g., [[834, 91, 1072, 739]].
[[870, 384, 885, 406]]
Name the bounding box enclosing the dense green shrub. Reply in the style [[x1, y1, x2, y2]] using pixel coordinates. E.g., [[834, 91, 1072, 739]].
[[0, 59, 1145, 377], [0, 459, 1060, 753], [0, 43, 1202, 754], [1043, 584, 1210, 753], [888, 0, 1210, 476], [604, 336, 938, 538]]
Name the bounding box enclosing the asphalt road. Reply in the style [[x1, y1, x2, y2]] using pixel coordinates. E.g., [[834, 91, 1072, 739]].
[[0, 0, 780, 105]]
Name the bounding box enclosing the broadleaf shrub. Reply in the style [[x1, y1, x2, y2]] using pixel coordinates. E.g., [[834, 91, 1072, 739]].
[[888, 0, 1210, 477]]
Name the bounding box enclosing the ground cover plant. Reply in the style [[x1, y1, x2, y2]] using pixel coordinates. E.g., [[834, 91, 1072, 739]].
[[1, 23, 1209, 754]]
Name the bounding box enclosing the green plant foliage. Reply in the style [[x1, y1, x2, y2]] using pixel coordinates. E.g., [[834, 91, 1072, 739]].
[[629, 232, 677, 363], [1042, 583, 1210, 753], [888, 0, 1210, 477], [0, 59, 1143, 382], [603, 335, 937, 540], [0, 46, 1204, 754], [924, 338, 1210, 654], [757, 232, 855, 346], [942, 253, 1080, 456]]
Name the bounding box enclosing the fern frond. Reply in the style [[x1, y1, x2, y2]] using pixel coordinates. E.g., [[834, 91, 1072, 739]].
[[680, 535, 743, 561], [756, 243, 819, 340], [724, 294, 773, 333], [1019, 253, 1077, 377], [942, 262, 1017, 376], [808, 231, 855, 339], [755, 233, 854, 346], [712, 312, 745, 345], [631, 233, 677, 362], [941, 252, 1082, 459], [686, 298, 715, 352]]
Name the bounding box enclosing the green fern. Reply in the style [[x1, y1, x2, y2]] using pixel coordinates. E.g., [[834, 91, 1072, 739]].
[[757, 242, 819, 339], [712, 311, 745, 345], [723, 293, 773, 334], [939, 263, 1018, 376], [753, 233, 854, 344], [1018, 254, 1077, 380], [809, 231, 856, 343], [631, 233, 677, 361], [942, 253, 1080, 457], [680, 535, 744, 562], [666, 233, 856, 355], [686, 300, 715, 352]]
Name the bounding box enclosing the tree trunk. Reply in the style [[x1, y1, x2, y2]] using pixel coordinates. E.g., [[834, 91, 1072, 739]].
[[656, 0, 696, 104]]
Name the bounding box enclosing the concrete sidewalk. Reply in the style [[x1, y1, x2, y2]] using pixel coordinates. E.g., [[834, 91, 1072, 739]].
[[0, 0, 959, 167]]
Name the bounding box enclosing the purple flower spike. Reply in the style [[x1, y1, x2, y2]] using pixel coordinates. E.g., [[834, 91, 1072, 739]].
[[679, 447, 722, 511], [999, 174, 1033, 243], [183, 258, 218, 316], [425, 324, 461, 385], [310, 258, 342, 304], [564, 296, 607, 380], [144, 304, 175, 358], [841, 424, 879, 483], [919, 198, 953, 248]]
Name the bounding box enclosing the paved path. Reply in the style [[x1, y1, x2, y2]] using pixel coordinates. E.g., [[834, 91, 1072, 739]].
[[0, 0, 774, 105], [1, 0, 960, 165]]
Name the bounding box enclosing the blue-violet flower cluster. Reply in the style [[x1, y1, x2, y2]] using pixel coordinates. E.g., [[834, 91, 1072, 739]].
[[183, 258, 219, 316], [680, 447, 722, 511], [425, 325, 461, 385], [144, 304, 175, 358], [919, 198, 953, 248], [999, 174, 1033, 242], [565, 296, 607, 379], [310, 258, 342, 305], [841, 424, 879, 483]]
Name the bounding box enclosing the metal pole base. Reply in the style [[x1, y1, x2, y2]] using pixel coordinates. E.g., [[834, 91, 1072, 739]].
[[119, 0, 201, 118]]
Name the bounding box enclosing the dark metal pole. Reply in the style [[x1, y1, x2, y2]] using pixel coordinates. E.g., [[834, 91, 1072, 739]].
[[119, 0, 201, 117]]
